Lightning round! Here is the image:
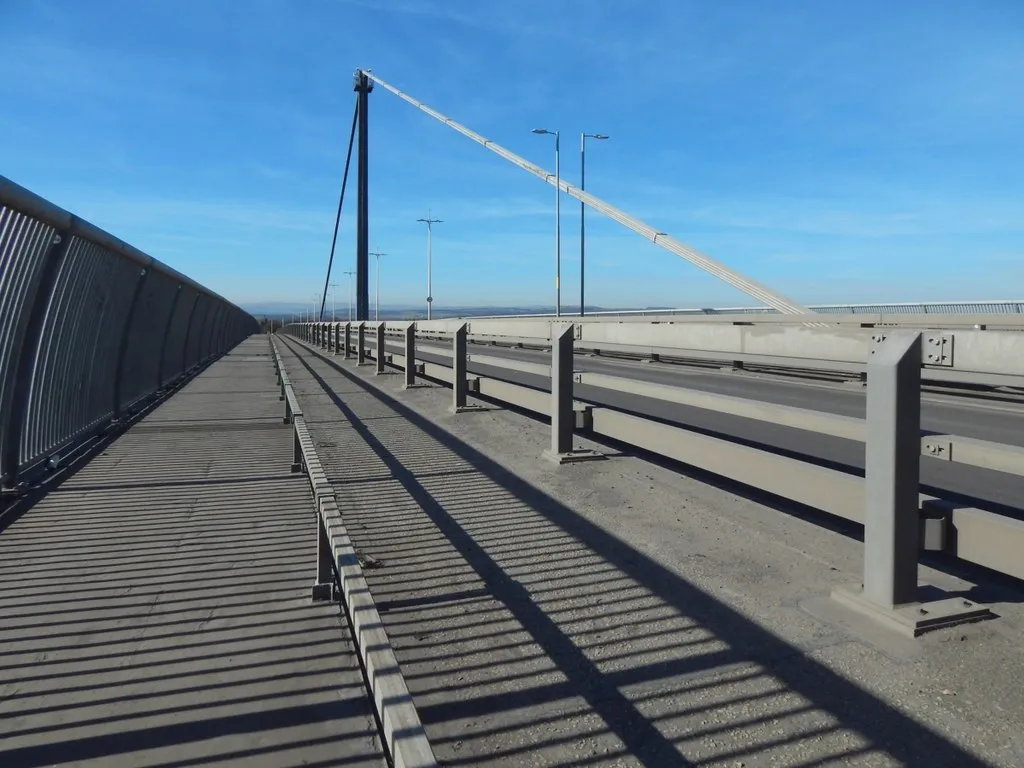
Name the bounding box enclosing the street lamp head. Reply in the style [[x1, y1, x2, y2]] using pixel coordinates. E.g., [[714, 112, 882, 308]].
[[593, 134, 609, 140], [532, 128, 553, 135]]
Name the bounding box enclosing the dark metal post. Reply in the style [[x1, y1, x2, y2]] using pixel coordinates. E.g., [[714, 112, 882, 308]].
[[156, 285, 183, 389], [863, 333, 921, 607], [404, 323, 416, 388], [112, 266, 150, 420], [180, 294, 202, 375], [1, 227, 74, 487], [452, 323, 467, 411], [312, 516, 334, 602], [291, 423, 304, 472], [354, 70, 373, 321], [580, 135, 585, 317], [344, 322, 353, 360], [357, 323, 367, 365], [375, 323, 386, 375]]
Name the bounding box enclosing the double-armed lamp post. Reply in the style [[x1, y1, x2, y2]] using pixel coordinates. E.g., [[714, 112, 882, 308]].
[[533, 128, 608, 317]]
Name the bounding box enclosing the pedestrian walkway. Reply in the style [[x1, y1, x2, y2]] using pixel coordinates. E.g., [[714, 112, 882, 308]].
[[0, 338, 385, 768], [276, 334, 1015, 768]]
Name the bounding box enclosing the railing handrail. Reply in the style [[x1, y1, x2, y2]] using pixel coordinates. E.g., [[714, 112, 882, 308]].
[[0, 175, 245, 315]]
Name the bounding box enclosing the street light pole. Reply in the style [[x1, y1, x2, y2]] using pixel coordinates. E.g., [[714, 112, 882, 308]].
[[532, 128, 561, 317], [344, 269, 355, 321], [370, 250, 386, 321], [580, 132, 608, 317], [417, 212, 443, 320], [329, 282, 340, 321]]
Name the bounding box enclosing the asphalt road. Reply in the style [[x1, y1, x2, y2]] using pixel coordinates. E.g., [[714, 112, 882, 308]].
[[374, 338, 1024, 512]]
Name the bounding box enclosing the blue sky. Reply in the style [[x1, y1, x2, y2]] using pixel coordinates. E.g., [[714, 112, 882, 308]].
[[1, 0, 1022, 311]]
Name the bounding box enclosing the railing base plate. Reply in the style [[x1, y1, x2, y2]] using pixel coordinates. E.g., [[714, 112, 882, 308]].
[[831, 583, 993, 638]]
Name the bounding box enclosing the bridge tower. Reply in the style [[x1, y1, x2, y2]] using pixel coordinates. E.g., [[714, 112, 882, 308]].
[[353, 69, 373, 321]]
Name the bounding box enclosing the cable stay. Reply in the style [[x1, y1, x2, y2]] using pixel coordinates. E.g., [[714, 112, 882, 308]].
[[358, 69, 813, 316], [320, 96, 360, 321]]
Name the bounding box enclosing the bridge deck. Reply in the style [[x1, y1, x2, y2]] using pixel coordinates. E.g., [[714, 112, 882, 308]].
[[277, 333, 1024, 768], [0, 338, 384, 768], [3, 334, 1024, 767]]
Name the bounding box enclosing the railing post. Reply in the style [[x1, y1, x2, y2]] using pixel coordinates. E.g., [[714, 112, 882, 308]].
[[312, 514, 335, 602], [832, 332, 990, 635], [864, 332, 921, 607], [291, 422, 304, 473], [332, 322, 340, 354], [357, 323, 367, 365], [404, 323, 416, 388], [376, 322, 386, 375], [344, 322, 353, 360], [1, 226, 74, 487], [452, 323, 468, 412], [542, 324, 600, 464], [112, 266, 150, 421], [156, 285, 183, 389]]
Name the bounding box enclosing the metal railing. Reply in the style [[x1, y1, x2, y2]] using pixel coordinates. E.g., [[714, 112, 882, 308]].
[[285, 319, 1024, 634], [0, 175, 257, 489]]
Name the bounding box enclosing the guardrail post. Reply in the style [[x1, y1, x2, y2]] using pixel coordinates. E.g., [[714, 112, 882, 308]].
[[832, 332, 990, 636], [404, 323, 416, 388], [357, 323, 367, 365], [376, 323, 386, 374], [291, 422, 304, 473], [344, 322, 353, 359], [543, 323, 601, 464], [332, 323, 340, 354], [312, 515, 335, 601], [452, 323, 468, 411]]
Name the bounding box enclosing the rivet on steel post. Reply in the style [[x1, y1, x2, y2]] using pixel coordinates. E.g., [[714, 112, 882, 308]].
[[542, 323, 602, 465], [832, 332, 991, 636]]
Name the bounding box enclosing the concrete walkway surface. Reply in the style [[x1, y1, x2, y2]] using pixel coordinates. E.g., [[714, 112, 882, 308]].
[[0, 338, 385, 768]]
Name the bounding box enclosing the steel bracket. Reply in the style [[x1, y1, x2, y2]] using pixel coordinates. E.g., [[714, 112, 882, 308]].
[[921, 437, 953, 461], [923, 334, 954, 367]]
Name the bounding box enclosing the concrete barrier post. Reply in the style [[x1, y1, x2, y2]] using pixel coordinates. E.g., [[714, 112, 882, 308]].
[[376, 323, 386, 375], [345, 323, 353, 360], [357, 323, 367, 365]]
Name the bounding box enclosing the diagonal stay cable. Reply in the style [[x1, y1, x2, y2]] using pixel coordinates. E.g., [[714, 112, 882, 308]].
[[359, 68, 817, 319], [320, 96, 360, 321]]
